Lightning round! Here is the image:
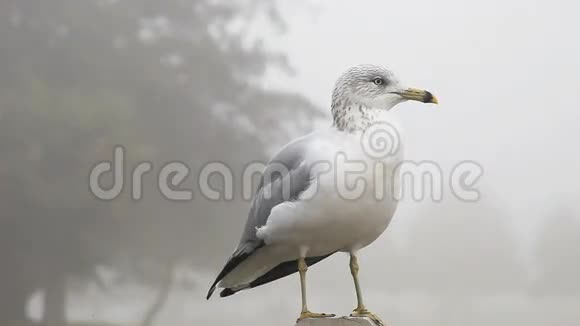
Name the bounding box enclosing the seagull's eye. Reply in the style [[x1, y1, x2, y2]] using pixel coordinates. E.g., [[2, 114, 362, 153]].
[[373, 77, 384, 86]]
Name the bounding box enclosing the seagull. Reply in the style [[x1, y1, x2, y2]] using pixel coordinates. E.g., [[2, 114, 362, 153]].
[[207, 65, 437, 324]]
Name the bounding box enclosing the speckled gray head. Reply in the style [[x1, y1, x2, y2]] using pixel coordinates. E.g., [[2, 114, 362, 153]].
[[331, 64, 438, 131]]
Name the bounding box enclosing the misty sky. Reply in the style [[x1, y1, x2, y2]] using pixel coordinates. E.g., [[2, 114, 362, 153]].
[[261, 0, 580, 239], [13, 1, 580, 325], [187, 1, 580, 325]]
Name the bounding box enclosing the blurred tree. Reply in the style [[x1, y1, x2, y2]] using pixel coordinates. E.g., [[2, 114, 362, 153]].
[[0, 0, 319, 324]]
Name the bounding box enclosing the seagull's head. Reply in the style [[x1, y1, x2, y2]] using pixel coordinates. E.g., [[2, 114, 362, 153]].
[[331, 64, 438, 111]]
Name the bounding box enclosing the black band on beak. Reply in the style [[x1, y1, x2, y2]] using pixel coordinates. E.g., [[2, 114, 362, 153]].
[[423, 91, 435, 103]]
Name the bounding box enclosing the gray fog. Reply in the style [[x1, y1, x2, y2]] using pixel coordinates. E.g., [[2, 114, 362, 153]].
[[1, 0, 578, 325]]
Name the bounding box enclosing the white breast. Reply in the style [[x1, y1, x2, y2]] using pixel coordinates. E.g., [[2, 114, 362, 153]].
[[257, 121, 404, 257]]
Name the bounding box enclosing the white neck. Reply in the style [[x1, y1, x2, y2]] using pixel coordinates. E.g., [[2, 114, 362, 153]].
[[332, 100, 393, 132], [331, 93, 404, 132]]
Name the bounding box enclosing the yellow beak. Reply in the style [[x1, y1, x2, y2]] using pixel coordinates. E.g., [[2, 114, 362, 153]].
[[396, 88, 438, 104]]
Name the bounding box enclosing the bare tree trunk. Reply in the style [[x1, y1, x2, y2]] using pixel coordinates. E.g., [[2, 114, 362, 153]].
[[141, 267, 174, 326], [44, 273, 67, 326]]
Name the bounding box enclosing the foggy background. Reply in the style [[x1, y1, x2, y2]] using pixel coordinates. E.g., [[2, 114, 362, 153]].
[[1, 0, 579, 325]]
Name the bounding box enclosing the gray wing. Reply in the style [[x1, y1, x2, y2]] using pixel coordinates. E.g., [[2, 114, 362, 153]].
[[206, 135, 314, 299], [239, 135, 314, 245]]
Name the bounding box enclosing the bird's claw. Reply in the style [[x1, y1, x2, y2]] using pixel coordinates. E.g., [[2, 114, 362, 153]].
[[351, 308, 386, 326], [297, 311, 336, 322]]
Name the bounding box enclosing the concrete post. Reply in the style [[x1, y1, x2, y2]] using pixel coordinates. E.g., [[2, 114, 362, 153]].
[[296, 316, 380, 326]]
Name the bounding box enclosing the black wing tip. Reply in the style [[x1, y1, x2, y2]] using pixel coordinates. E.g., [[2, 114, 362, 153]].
[[206, 285, 217, 300], [220, 288, 236, 297], [205, 241, 265, 300], [208, 252, 335, 300], [207, 286, 238, 299]]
